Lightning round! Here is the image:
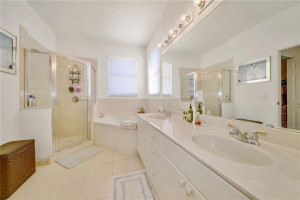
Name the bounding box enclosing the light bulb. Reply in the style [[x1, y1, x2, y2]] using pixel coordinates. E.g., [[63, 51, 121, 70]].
[[194, 0, 200, 5], [169, 29, 175, 35], [180, 14, 187, 22], [180, 14, 190, 23], [194, 0, 204, 7], [158, 43, 162, 48]]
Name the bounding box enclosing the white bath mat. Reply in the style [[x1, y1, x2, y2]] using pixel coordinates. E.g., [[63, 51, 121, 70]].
[[56, 146, 102, 169], [109, 170, 157, 200]]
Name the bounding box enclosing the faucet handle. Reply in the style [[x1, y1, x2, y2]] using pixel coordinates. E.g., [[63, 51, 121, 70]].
[[252, 130, 267, 135], [248, 131, 261, 145], [227, 123, 235, 128]]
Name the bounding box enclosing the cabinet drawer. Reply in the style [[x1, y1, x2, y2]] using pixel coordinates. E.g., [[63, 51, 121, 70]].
[[148, 126, 162, 149], [162, 155, 205, 200], [162, 135, 250, 200], [148, 140, 161, 165]]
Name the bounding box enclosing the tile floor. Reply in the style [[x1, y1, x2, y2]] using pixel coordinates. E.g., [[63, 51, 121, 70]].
[[9, 146, 145, 200]]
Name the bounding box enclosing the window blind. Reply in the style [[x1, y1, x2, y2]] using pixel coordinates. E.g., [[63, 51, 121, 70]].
[[148, 48, 160, 95], [162, 62, 172, 96], [109, 57, 137, 96]]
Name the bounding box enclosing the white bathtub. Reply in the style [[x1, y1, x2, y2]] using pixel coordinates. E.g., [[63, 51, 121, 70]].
[[94, 116, 137, 155]]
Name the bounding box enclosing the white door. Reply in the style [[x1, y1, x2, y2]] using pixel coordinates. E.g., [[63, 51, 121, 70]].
[[287, 58, 300, 130]]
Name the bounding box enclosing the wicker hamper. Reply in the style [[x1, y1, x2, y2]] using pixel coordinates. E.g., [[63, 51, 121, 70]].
[[0, 140, 36, 200]]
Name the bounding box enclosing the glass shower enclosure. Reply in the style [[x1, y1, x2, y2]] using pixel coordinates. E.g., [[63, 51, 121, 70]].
[[25, 50, 95, 153]]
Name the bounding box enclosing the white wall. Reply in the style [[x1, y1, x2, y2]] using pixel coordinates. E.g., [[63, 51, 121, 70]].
[[200, 3, 300, 126], [21, 109, 52, 159], [0, 1, 55, 159], [56, 37, 147, 99]]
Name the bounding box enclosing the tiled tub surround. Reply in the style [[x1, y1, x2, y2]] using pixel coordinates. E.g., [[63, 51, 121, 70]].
[[137, 113, 300, 200], [94, 116, 137, 155], [94, 98, 146, 156], [95, 98, 147, 118]]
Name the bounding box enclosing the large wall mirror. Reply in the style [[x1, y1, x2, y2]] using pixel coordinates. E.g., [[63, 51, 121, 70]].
[[161, 0, 300, 132]]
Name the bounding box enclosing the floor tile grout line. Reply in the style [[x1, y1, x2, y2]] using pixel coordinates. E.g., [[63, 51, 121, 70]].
[[78, 157, 94, 200], [44, 171, 65, 199]]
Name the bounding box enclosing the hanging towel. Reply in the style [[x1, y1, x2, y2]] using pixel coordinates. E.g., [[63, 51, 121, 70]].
[[120, 120, 137, 129]]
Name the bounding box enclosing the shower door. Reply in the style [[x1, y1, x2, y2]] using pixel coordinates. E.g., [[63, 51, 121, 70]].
[[52, 54, 92, 152]]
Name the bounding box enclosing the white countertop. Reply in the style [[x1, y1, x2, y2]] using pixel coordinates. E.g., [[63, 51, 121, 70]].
[[137, 113, 300, 200]]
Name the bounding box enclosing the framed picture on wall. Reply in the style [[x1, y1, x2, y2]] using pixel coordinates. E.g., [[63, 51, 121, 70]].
[[237, 56, 271, 84], [0, 28, 17, 75]]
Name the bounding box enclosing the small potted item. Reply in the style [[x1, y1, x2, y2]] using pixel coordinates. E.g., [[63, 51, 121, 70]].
[[69, 86, 74, 93], [76, 88, 81, 93], [138, 107, 145, 113]]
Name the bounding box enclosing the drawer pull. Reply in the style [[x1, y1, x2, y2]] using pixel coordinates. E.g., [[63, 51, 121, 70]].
[[185, 186, 193, 197], [151, 149, 155, 153], [179, 178, 185, 187]]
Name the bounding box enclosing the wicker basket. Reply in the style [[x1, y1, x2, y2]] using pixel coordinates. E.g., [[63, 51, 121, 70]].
[[0, 140, 36, 200]]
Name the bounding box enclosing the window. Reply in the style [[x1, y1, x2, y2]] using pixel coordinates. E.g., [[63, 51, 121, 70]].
[[148, 48, 160, 95], [109, 57, 137, 96], [162, 62, 172, 96]]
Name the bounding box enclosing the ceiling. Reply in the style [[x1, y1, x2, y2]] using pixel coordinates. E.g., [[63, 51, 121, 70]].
[[29, 0, 189, 47], [169, 1, 299, 55]]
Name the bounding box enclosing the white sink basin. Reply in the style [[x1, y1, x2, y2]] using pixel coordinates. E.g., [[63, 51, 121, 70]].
[[146, 114, 167, 120], [191, 134, 272, 166]]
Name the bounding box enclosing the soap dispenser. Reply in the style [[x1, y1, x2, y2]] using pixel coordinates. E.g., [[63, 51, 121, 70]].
[[187, 104, 193, 123]]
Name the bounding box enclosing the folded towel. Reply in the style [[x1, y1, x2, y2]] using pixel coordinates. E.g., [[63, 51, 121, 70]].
[[120, 120, 137, 129]]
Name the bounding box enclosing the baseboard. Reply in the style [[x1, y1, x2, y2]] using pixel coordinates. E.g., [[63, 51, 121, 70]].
[[35, 158, 50, 166]]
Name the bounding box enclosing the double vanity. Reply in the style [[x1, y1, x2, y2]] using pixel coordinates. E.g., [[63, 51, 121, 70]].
[[137, 113, 300, 200]]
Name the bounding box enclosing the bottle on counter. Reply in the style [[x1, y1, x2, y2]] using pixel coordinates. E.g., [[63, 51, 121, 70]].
[[33, 97, 36, 106], [195, 112, 201, 125], [198, 103, 203, 114], [28, 95, 33, 106], [187, 104, 193, 123]]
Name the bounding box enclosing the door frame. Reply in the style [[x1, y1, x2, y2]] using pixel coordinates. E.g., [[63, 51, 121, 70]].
[[277, 43, 300, 133]]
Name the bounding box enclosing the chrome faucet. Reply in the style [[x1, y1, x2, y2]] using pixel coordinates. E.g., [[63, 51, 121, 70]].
[[158, 107, 172, 117], [228, 124, 267, 146], [228, 124, 248, 143]]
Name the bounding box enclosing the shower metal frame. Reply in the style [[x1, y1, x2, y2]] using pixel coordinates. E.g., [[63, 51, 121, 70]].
[[24, 50, 96, 154], [51, 53, 95, 154]]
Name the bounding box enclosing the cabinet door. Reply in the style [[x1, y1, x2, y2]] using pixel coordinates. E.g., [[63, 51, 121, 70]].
[[137, 129, 148, 168], [162, 155, 205, 200]]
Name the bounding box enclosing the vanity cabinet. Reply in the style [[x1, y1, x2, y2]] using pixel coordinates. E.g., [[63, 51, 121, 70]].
[[137, 118, 249, 200], [162, 154, 205, 200], [162, 135, 249, 200]]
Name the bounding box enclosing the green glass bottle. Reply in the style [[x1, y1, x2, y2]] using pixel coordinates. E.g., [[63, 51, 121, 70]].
[[198, 103, 203, 115], [188, 104, 193, 123]]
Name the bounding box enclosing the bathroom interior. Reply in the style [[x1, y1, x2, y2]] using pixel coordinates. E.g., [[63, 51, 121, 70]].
[[0, 0, 299, 199]]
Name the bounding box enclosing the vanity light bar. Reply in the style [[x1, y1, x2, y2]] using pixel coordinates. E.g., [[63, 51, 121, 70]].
[[158, 13, 193, 50]]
